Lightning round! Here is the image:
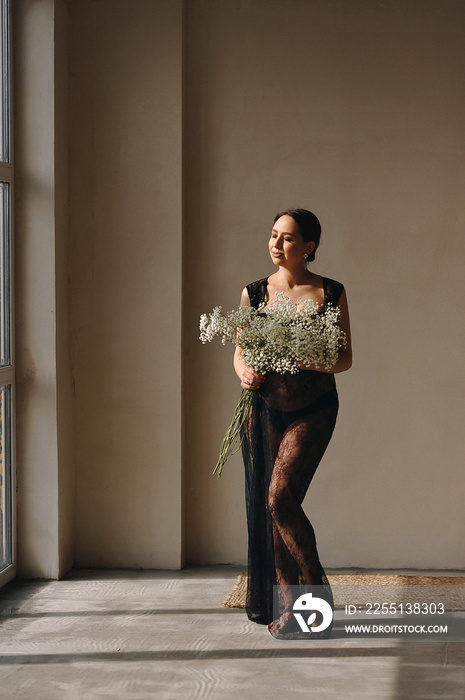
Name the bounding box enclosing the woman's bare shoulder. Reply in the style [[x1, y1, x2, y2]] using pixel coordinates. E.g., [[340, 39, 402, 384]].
[[240, 287, 250, 306]]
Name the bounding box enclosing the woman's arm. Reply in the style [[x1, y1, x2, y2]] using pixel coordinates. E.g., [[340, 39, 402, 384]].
[[297, 288, 353, 374], [233, 288, 265, 390]]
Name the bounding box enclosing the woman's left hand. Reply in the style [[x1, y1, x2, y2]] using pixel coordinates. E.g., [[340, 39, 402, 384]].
[[240, 367, 265, 390]]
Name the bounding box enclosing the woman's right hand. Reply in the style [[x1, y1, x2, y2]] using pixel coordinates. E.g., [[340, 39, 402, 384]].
[[240, 368, 265, 390]]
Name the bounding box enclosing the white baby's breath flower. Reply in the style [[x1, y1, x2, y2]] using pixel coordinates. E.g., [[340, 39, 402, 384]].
[[200, 293, 347, 477], [199, 294, 346, 374]]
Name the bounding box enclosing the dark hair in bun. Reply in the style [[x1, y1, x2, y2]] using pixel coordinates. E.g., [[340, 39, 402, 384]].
[[273, 209, 321, 262]]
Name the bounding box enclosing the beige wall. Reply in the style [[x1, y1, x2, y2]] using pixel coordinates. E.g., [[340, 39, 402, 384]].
[[184, 0, 465, 569], [13, 0, 465, 576], [69, 0, 183, 568]]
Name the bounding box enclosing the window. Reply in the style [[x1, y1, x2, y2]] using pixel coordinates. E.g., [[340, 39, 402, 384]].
[[0, 0, 14, 587]]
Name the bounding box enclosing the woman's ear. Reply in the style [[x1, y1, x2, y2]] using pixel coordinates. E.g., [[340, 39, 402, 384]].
[[306, 241, 316, 256]]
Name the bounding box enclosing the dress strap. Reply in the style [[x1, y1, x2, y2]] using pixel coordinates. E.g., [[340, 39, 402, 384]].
[[322, 276, 344, 307], [246, 277, 268, 309]]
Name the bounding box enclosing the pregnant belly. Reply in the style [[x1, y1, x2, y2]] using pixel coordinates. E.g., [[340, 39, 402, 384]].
[[259, 369, 336, 412]]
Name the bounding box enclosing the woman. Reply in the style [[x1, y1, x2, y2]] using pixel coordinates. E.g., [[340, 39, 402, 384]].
[[233, 209, 352, 638]]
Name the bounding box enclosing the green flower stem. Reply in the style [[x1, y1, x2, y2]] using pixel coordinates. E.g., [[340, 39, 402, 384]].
[[213, 389, 255, 477]]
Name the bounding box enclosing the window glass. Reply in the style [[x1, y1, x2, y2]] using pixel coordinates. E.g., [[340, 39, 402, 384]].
[[0, 182, 10, 366], [0, 384, 12, 571], [0, 0, 9, 163]]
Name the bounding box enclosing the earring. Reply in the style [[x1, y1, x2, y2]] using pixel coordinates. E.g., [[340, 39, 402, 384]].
[[303, 253, 309, 271]]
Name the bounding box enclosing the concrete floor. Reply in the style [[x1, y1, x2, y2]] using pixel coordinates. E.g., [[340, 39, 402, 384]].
[[0, 565, 464, 700]]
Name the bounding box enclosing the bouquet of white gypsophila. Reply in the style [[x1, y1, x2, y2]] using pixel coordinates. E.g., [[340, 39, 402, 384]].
[[199, 292, 347, 476]]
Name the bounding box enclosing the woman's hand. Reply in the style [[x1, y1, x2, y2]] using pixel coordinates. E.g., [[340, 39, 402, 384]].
[[240, 367, 265, 390], [234, 288, 266, 389]]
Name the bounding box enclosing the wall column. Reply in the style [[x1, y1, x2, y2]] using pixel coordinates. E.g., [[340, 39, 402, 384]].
[[14, 0, 75, 578]]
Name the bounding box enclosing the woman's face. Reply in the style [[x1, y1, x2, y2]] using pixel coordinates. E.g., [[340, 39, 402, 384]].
[[268, 215, 314, 268]]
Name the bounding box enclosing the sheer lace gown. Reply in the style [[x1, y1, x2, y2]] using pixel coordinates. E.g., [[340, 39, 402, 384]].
[[241, 276, 344, 629]]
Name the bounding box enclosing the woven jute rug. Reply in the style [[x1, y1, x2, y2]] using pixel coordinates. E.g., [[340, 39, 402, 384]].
[[222, 572, 465, 611]]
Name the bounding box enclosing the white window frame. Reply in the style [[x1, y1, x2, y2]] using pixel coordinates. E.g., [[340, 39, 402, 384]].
[[0, 0, 15, 589]]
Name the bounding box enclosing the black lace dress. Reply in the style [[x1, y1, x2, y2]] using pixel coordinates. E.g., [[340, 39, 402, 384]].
[[242, 276, 344, 627]]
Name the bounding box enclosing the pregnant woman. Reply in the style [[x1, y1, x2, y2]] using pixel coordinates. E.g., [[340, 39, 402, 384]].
[[233, 209, 352, 638]]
